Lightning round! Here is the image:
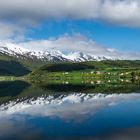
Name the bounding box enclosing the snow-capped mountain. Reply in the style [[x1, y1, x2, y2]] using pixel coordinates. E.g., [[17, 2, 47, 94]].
[[0, 42, 115, 62], [65, 51, 113, 61]]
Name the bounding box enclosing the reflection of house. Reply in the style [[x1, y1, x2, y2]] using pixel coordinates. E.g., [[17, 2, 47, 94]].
[[135, 76, 139, 80], [125, 79, 129, 82], [65, 82, 69, 84], [125, 72, 129, 75], [96, 80, 101, 84]]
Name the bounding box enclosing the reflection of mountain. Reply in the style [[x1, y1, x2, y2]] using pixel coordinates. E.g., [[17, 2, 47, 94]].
[[1, 81, 140, 116], [1, 80, 140, 105], [0, 81, 30, 97], [1, 93, 140, 121], [1, 92, 140, 140], [1, 81, 140, 139], [0, 82, 41, 105]]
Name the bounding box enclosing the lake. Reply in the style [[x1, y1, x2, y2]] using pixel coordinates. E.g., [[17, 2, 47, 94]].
[[0, 81, 140, 140]]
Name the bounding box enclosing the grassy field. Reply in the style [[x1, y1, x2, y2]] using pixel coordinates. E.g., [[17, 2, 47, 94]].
[[0, 59, 140, 85], [29, 67, 140, 86]]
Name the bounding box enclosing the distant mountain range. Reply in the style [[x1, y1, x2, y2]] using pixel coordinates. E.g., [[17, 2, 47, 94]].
[[0, 42, 115, 62]]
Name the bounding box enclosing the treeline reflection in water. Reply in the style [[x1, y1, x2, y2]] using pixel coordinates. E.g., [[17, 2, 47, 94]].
[[0, 78, 140, 104]]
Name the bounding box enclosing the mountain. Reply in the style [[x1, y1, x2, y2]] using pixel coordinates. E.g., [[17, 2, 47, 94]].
[[0, 42, 114, 62]]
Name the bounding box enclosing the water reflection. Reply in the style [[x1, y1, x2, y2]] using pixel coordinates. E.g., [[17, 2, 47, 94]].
[[1, 93, 140, 120], [0, 81, 140, 140], [1, 80, 140, 104], [0, 81, 30, 97], [33, 77, 140, 93]]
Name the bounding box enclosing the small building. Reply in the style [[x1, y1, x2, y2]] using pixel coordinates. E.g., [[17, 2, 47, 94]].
[[96, 71, 101, 75]]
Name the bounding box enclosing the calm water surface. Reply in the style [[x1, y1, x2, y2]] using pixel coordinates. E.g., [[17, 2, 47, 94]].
[[0, 81, 140, 140]]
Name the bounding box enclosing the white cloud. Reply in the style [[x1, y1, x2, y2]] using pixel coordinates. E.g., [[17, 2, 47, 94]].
[[100, 0, 140, 27], [19, 34, 108, 53], [0, 0, 140, 27], [0, 0, 140, 44], [18, 34, 140, 60], [0, 22, 28, 41]]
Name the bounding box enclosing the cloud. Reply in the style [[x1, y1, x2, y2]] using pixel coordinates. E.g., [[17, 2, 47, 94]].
[[0, 0, 140, 27], [0, 0, 140, 43], [0, 22, 27, 41], [18, 34, 140, 60], [19, 34, 109, 53], [100, 0, 140, 27]]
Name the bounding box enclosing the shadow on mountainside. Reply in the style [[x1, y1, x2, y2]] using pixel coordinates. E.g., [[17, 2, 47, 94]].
[[0, 60, 30, 76]]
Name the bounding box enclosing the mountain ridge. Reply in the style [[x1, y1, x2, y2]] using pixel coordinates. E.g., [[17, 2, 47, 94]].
[[0, 42, 116, 62]]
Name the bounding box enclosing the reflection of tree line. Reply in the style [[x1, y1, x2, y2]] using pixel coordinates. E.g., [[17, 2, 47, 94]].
[[36, 83, 140, 94], [32, 70, 140, 93], [28, 69, 140, 94], [0, 79, 140, 104], [35, 72, 140, 93]]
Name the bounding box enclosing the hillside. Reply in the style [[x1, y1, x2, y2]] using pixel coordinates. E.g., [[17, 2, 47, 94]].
[[0, 53, 48, 76], [29, 60, 140, 86], [34, 60, 140, 73]]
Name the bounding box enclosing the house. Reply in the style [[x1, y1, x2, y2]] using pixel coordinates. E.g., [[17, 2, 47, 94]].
[[96, 71, 101, 75], [91, 71, 94, 74]]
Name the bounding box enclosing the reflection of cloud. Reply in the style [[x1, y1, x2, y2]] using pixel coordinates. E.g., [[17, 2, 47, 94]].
[[0, 93, 140, 139], [0, 116, 44, 140], [92, 127, 140, 140], [0, 116, 27, 139], [0, 93, 140, 121], [1, 117, 140, 140]]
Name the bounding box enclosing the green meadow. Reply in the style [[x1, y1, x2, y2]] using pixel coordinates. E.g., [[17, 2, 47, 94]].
[[0, 60, 140, 87], [28, 61, 140, 87]]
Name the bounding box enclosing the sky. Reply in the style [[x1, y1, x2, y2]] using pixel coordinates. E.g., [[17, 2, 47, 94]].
[[0, 0, 140, 59]]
